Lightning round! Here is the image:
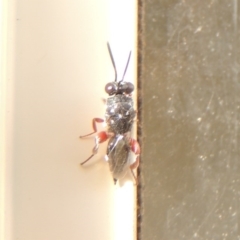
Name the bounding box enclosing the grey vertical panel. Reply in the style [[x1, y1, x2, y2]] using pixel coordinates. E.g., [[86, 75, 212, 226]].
[[140, 0, 240, 239]]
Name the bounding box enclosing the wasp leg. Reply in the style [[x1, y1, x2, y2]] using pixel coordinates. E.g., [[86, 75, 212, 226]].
[[80, 131, 109, 165], [129, 138, 140, 185], [80, 118, 104, 138], [130, 156, 139, 185], [102, 98, 107, 104], [130, 168, 138, 185]]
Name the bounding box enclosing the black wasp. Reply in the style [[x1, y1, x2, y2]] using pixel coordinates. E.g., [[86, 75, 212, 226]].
[[80, 43, 140, 184]]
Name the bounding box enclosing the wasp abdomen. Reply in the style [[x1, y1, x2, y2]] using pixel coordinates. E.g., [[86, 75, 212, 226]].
[[107, 135, 130, 180]]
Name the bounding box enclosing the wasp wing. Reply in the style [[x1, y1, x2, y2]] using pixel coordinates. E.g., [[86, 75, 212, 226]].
[[107, 135, 130, 180]]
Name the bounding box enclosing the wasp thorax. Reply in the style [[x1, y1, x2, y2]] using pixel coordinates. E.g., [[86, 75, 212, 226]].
[[105, 82, 118, 95], [118, 82, 134, 94]]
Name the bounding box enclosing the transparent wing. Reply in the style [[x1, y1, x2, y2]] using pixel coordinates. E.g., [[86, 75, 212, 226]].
[[107, 135, 130, 180]]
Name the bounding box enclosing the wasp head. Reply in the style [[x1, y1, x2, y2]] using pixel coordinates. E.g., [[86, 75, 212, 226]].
[[105, 81, 134, 96], [106, 43, 133, 96]]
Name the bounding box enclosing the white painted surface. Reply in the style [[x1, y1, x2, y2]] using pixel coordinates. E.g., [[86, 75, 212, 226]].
[[0, 0, 137, 240]]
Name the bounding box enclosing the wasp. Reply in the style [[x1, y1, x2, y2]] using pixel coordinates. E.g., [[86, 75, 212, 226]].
[[80, 43, 140, 184]]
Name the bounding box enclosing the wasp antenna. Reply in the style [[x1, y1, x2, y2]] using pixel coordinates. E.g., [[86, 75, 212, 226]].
[[120, 51, 131, 83], [107, 42, 118, 82]]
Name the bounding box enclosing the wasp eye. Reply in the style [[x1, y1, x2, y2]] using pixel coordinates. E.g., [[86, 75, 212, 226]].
[[125, 82, 134, 94], [105, 82, 118, 95], [118, 82, 134, 94]]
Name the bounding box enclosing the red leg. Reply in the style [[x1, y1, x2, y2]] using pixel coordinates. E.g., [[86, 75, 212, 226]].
[[129, 138, 140, 184], [130, 156, 140, 170], [80, 131, 109, 165], [80, 118, 104, 138], [130, 138, 140, 156]]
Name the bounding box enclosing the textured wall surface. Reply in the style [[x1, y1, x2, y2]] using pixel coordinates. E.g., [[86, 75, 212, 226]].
[[140, 1, 240, 239]]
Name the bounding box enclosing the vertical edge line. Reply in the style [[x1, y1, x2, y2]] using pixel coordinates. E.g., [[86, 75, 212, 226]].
[[137, 0, 144, 239]]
